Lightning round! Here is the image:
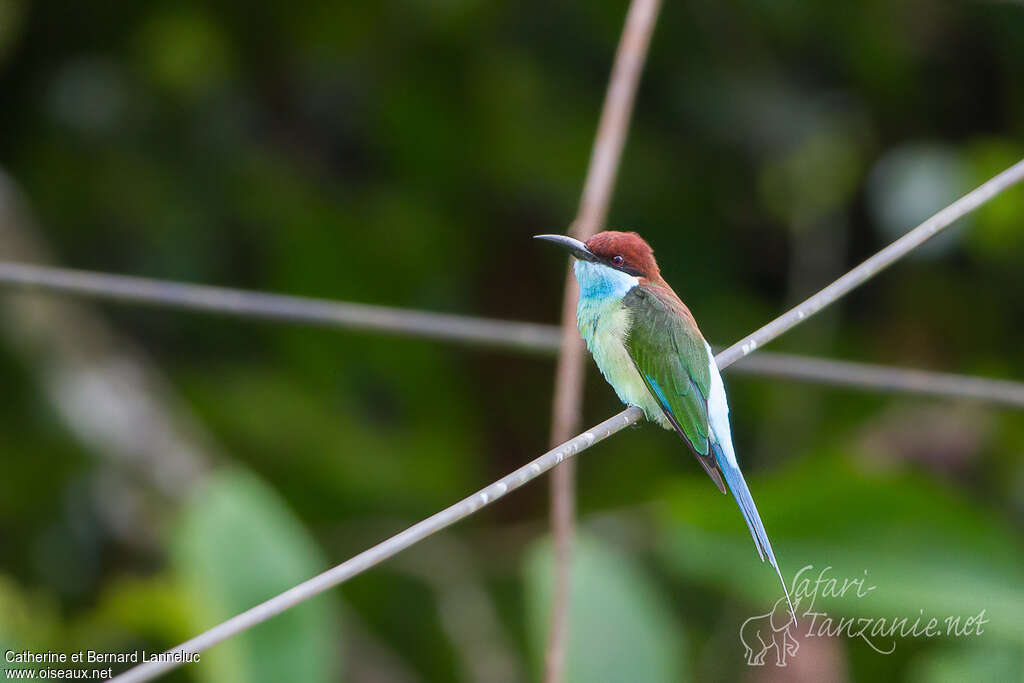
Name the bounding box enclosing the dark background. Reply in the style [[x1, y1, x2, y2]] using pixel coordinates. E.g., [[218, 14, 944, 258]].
[[1, 1, 1023, 681]]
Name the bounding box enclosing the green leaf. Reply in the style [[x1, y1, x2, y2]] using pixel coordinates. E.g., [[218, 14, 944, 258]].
[[174, 469, 341, 683], [655, 454, 1024, 646], [523, 533, 689, 683]]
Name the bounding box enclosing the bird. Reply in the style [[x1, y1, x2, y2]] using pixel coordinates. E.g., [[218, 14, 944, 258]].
[[535, 230, 795, 619]]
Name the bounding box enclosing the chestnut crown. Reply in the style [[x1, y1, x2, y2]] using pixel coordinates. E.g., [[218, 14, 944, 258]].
[[585, 231, 660, 278]]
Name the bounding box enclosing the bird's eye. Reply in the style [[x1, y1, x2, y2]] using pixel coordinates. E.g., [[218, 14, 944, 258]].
[[611, 255, 624, 266]]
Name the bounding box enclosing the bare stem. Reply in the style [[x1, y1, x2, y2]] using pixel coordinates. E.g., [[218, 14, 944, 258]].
[[545, 1, 662, 680]]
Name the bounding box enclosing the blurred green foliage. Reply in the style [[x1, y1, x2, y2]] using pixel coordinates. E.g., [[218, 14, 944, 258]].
[[174, 470, 339, 683], [1, 0, 1023, 681], [525, 535, 687, 682]]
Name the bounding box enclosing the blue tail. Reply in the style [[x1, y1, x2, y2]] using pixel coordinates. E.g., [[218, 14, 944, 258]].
[[711, 440, 796, 622]]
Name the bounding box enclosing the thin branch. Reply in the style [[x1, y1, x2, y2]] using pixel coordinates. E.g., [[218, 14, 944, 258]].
[[731, 352, 1024, 406], [109, 159, 1024, 683], [0, 260, 560, 351], [107, 407, 644, 683], [0, 261, 1022, 406], [546, 0, 662, 680], [715, 159, 1024, 368]]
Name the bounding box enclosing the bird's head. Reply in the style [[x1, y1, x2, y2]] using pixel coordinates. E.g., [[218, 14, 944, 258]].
[[534, 230, 660, 279]]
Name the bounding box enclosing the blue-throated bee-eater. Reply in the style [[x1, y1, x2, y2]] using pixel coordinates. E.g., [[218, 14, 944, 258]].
[[536, 230, 794, 616]]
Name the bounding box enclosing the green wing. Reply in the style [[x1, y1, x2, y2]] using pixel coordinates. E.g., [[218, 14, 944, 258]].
[[623, 286, 724, 492]]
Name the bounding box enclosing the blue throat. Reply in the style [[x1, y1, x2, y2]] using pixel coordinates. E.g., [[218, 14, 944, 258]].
[[573, 259, 641, 348], [574, 260, 639, 303]]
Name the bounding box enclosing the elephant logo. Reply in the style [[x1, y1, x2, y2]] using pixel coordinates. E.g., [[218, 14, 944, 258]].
[[739, 597, 800, 666]]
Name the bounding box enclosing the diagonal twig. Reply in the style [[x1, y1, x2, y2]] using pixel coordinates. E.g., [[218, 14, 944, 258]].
[[108, 158, 1024, 683], [715, 159, 1024, 367]]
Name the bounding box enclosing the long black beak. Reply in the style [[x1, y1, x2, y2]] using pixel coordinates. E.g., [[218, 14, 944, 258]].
[[533, 234, 598, 262]]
